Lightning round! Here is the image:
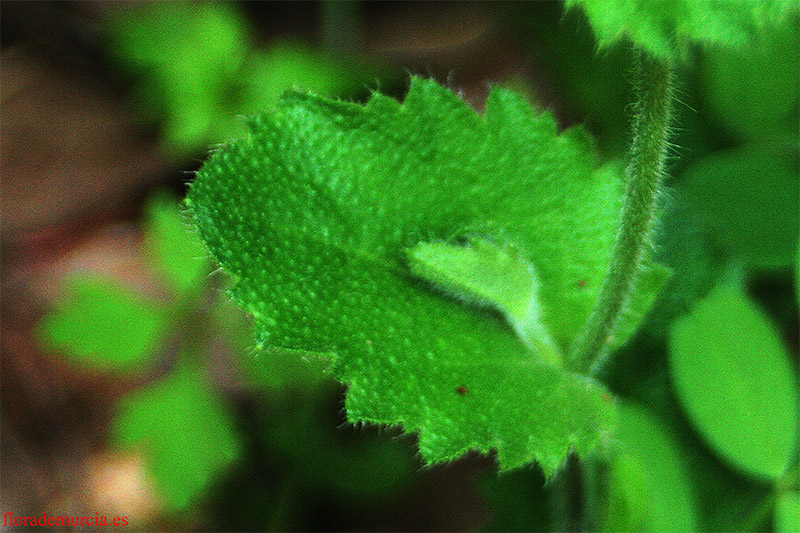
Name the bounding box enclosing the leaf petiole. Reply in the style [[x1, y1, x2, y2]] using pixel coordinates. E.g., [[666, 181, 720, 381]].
[[569, 50, 674, 374]]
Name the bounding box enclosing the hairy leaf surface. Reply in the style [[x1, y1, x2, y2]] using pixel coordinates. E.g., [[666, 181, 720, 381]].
[[188, 78, 669, 473]]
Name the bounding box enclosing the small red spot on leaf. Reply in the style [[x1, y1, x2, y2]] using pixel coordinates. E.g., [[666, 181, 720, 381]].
[[578, 279, 588, 288], [456, 385, 469, 395], [602, 393, 612, 403]]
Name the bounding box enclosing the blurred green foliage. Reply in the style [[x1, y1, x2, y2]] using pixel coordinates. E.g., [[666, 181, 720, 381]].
[[106, 1, 390, 155], [39, 275, 169, 371], [605, 403, 697, 532], [776, 491, 800, 533], [144, 191, 209, 297], [106, 2, 249, 152], [112, 360, 243, 513], [603, 453, 649, 531], [39, 192, 417, 522], [670, 282, 798, 479], [682, 143, 799, 270], [701, 16, 799, 142], [41, 192, 242, 513]]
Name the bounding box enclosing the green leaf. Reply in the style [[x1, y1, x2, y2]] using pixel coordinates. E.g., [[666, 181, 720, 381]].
[[701, 15, 799, 141], [602, 454, 648, 532], [669, 283, 799, 479], [567, 0, 796, 61], [38, 275, 169, 371], [111, 362, 242, 512], [106, 2, 249, 152], [238, 40, 386, 116], [187, 78, 664, 473], [610, 403, 697, 532], [775, 491, 800, 533], [681, 144, 799, 270], [408, 238, 562, 366], [144, 190, 209, 297]]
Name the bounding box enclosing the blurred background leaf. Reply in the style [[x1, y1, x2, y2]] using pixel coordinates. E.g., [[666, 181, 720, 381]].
[[681, 144, 799, 271], [670, 283, 799, 479], [105, 1, 392, 156], [111, 360, 243, 513], [143, 191, 209, 298], [602, 453, 648, 531], [609, 402, 698, 532], [701, 16, 799, 142], [106, 2, 250, 153], [775, 491, 800, 533], [37, 275, 169, 372]]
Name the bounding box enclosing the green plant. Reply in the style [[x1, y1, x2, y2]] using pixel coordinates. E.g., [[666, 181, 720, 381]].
[[185, 0, 798, 528], [39, 0, 799, 529]]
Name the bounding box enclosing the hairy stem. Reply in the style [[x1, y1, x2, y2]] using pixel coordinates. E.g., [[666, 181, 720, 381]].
[[569, 50, 674, 374]]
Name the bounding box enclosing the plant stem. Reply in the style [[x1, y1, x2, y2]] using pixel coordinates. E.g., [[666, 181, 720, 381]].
[[569, 50, 674, 374]]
